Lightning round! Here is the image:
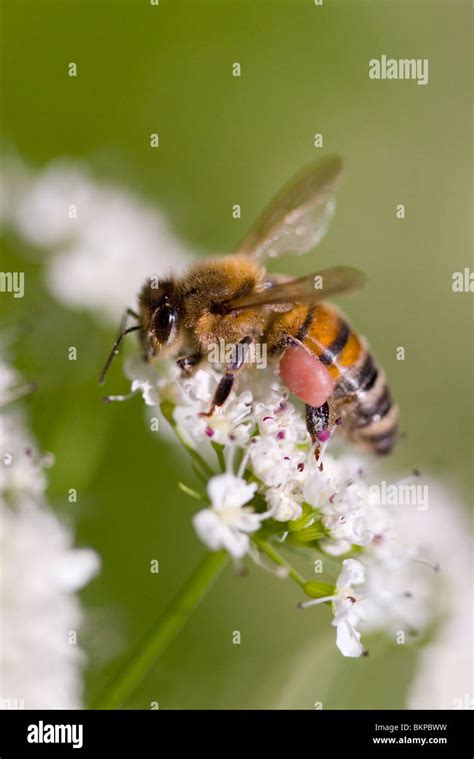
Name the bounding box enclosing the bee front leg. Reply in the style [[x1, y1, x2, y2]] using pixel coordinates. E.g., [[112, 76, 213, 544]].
[[201, 337, 253, 417]]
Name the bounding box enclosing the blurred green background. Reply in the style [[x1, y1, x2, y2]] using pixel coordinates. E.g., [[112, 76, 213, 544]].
[[1, 0, 472, 708]]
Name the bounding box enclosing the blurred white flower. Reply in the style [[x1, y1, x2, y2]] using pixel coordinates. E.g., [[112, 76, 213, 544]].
[[193, 474, 260, 558], [0, 155, 194, 324], [0, 498, 99, 709], [0, 360, 99, 709], [0, 364, 21, 405], [400, 485, 473, 710], [0, 412, 48, 498]]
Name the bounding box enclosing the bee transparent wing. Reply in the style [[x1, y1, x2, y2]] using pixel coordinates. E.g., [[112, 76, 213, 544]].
[[234, 155, 343, 262], [227, 266, 366, 311]]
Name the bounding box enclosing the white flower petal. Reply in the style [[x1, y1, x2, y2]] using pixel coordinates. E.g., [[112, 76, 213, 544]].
[[335, 617, 364, 658], [337, 558, 365, 589], [207, 474, 257, 511], [192, 509, 250, 559]]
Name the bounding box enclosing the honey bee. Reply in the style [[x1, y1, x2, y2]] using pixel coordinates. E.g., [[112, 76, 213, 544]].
[[100, 155, 398, 456]]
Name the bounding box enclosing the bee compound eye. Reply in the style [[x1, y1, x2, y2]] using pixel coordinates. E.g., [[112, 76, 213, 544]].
[[152, 303, 178, 344]]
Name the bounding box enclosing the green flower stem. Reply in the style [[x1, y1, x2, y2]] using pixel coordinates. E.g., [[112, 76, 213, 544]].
[[91, 550, 228, 709], [211, 441, 226, 472], [178, 481, 203, 500], [253, 536, 307, 589], [160, 400, 215, 479]]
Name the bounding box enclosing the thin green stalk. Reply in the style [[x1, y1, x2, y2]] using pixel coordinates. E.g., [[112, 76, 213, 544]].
[[160, 400, 215, 478], [253, 536, 307, 588], [178, 481, 203, 500], [211, 441, 226, 472], [91, 550, 228, 709]]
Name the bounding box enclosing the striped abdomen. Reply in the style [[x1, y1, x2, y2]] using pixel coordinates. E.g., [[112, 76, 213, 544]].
[[271, 302, 399, 454]]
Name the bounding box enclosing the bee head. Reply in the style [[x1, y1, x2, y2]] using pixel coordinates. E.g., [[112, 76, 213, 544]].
[[140, 279, 182, 359]]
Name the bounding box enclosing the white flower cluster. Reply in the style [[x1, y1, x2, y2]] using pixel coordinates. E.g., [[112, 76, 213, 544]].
[[0, 361, 99, 709], [126, 357, 453, 660]]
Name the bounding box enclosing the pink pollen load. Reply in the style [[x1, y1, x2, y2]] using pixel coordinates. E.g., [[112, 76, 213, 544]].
[[279, 344, 334, 407]]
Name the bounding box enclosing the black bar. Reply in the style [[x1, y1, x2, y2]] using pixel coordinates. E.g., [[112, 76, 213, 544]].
[[0, 709, 471, 757]]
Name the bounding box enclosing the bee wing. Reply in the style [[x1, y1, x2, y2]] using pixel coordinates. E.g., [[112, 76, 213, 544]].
[[234, 155, 343, 262], [227, 266, 366, 311]]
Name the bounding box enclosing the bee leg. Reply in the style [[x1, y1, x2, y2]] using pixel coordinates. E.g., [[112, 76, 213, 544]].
[[176, 352, 202, 377], [99, 307, 141, 385], [202, 373, 235, 417], [305, 398, 338, 463], [201, 337, 253, 416]]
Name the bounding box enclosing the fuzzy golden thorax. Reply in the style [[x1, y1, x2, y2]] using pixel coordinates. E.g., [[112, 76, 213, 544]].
[[138, 255, 267, 358]]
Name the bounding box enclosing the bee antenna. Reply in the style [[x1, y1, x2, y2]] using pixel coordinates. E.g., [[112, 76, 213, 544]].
[[99, 309, 140, 385]]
